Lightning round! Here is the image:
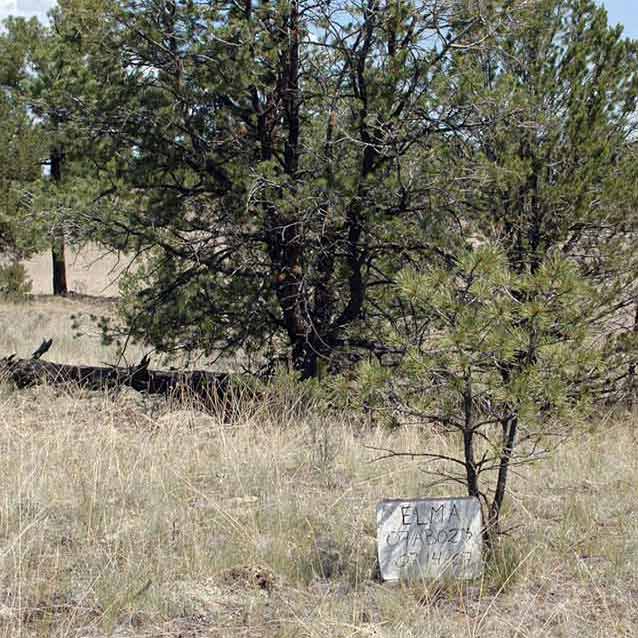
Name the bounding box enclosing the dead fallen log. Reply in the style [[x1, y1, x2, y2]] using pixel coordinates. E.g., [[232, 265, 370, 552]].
[[0, 345, 234, 407]]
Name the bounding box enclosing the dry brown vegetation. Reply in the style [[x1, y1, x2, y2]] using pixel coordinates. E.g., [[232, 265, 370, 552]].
[[1, 286, 638, 636], [0, 295, 145, 367], [1, 377, 637, 637]]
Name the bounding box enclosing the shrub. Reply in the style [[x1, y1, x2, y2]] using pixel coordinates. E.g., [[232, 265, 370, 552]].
[[0, 262, 32, 300]]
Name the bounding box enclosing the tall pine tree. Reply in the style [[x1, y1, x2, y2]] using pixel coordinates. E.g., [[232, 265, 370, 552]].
[[359, 0, 638, 540], [55, 0, 504, 374]]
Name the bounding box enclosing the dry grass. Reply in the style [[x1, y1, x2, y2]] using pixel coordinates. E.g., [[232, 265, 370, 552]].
[[1, 378, 638, 635], [1, 277, 638, 636], [0, 295, 146, 367], [4, 242, 141, 367], [12, 246, 237, 371]]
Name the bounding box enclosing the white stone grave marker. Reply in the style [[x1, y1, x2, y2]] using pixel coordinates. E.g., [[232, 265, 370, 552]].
[[377, 497, 483, 581]]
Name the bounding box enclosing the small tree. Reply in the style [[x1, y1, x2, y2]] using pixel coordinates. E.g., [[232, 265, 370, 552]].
[[363, 245, 601, 544], [359, 0, 638, 544]]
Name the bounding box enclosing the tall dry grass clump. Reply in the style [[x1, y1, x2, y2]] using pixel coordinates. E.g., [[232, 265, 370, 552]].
[[1, 373, 638, 637], [0, 297, 148, 368]]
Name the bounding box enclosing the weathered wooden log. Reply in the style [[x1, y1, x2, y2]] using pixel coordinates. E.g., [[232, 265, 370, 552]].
[[0, 345, 233, 407]]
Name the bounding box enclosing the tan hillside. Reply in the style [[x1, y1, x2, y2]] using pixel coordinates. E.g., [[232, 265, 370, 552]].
[[22, 244, 134, 297]]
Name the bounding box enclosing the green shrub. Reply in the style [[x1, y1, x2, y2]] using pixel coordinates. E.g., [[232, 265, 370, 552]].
[[0, 262, 32, 300]]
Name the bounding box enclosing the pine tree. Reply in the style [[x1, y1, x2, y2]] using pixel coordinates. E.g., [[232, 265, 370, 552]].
[[1, 11, 101, 294], [54, 0, 500, 374], [359, 0, 638, 542], [0, 18, 47, 259]]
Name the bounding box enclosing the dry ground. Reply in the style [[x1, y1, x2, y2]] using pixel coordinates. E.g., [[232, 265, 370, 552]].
[[12, 246, 237, 371], [1, 290, 638, 636], [1, 375, 637, 638], [0, 295, 146, 367], [22, 245, 132, 297]]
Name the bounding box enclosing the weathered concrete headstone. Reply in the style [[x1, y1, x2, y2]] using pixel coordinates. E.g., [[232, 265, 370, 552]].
[[377, 497, 482, 581]]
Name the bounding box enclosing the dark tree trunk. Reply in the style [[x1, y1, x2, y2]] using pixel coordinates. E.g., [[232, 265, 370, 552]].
[[628, 302, 638, 408], [488, 414, 518, 542], [461, 378, 479, 493], [262, 1, 317, 379], [255, 2, 376, 378], [294, 339, 320, 380], [50, 147, 68, 296], [51, 239, 67, 296]]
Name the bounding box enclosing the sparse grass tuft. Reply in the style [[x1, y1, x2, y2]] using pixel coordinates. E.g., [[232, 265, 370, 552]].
[[483, 538, 530, 593]]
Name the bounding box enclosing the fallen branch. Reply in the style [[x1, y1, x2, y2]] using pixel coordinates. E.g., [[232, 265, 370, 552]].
[[0, 340, 234, 407], [32, 338, 53, 360]]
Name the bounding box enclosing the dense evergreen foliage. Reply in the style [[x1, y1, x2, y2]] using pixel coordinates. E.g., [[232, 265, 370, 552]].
[[34, 0, 491, 374], [0, 13, 97, 290], [356, 0, 638, 535], [0, 18, 46, 257]]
